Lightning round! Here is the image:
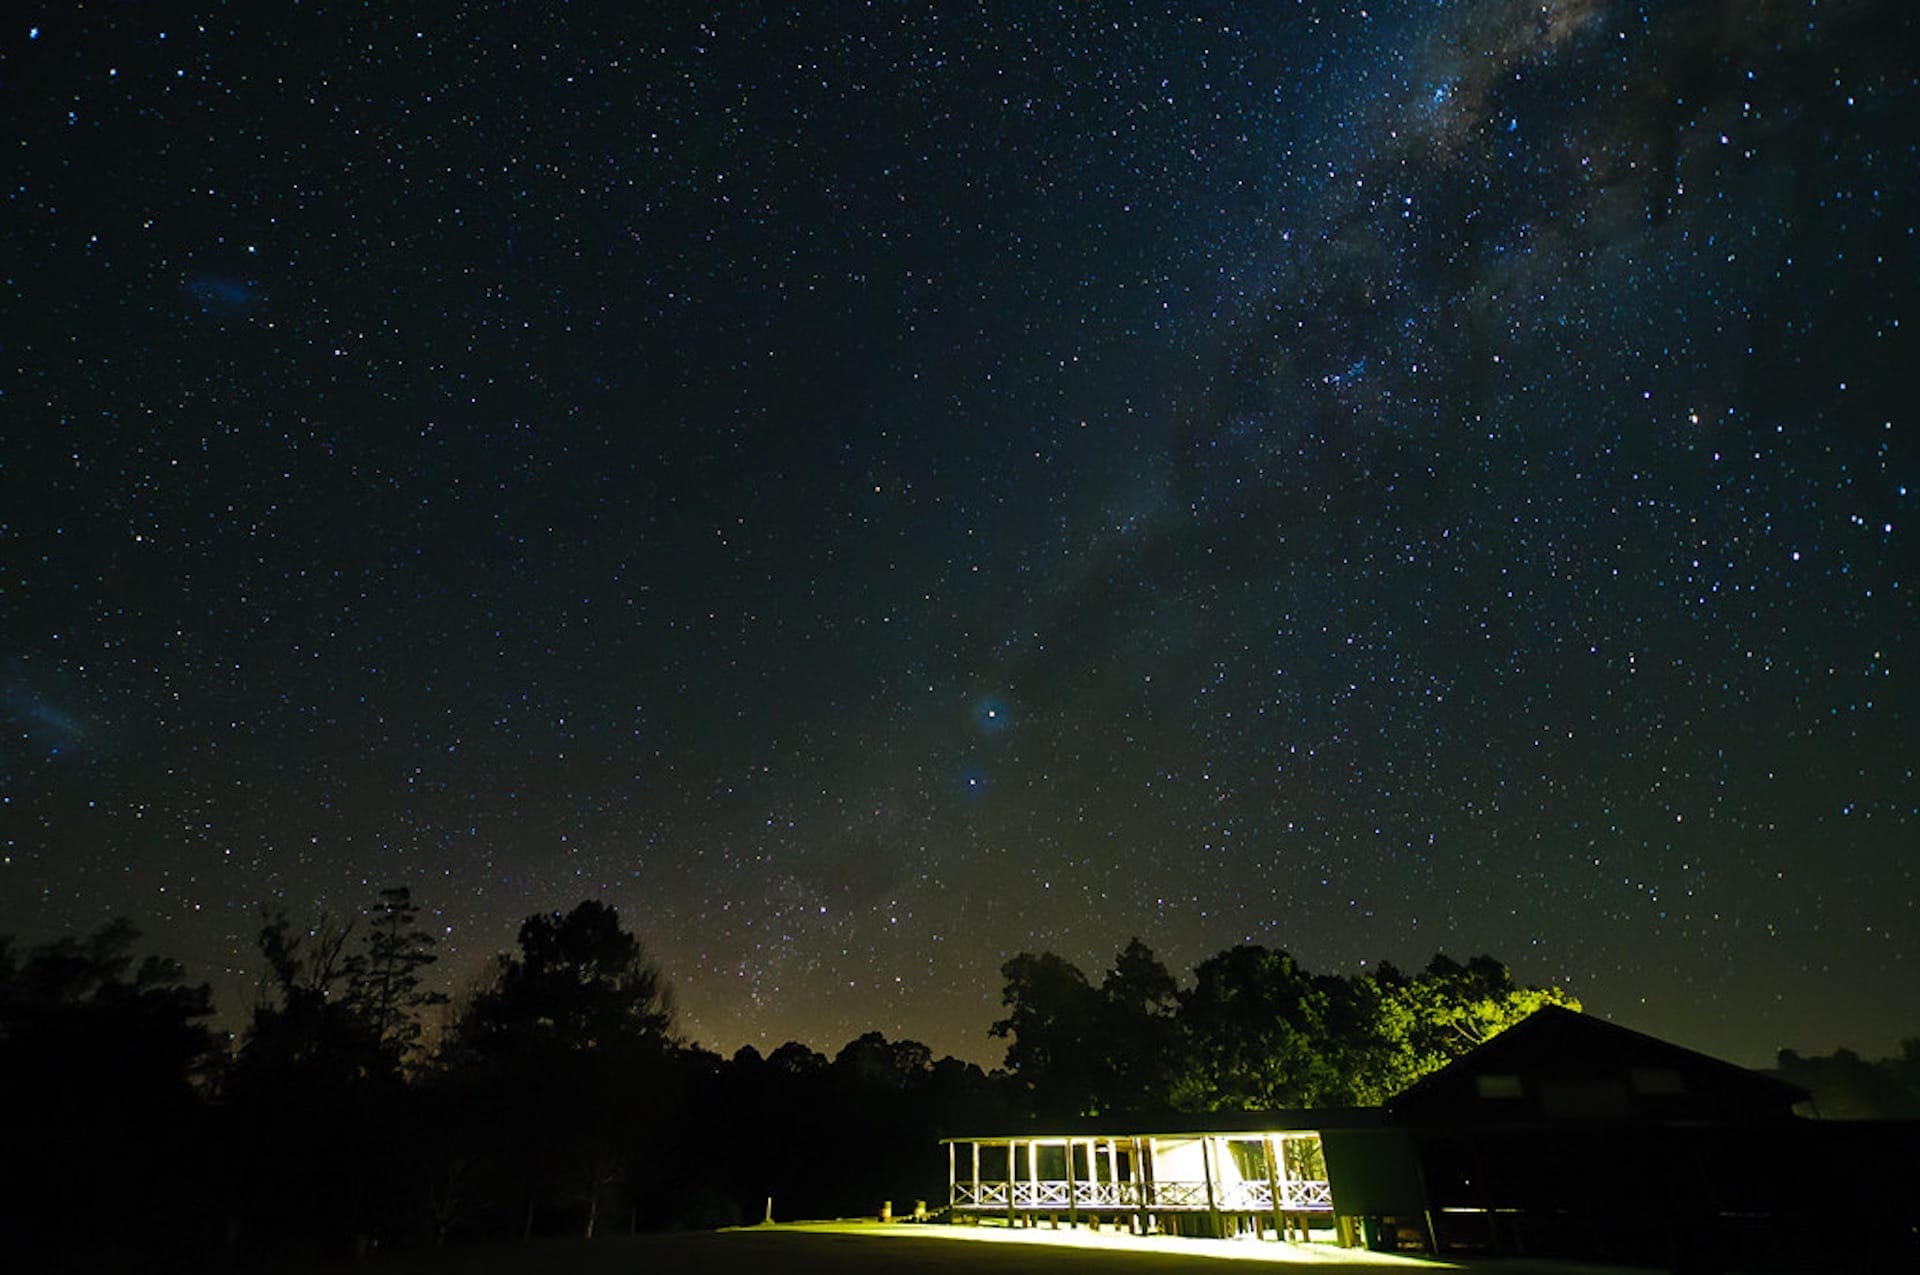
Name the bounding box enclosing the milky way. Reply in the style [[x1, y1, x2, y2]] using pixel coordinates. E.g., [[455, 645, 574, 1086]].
[[3, 2, 1914, 1067]]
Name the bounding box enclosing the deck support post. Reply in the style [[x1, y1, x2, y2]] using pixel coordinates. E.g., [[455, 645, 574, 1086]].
[[1006, 1140, 1017, 1226], [1026, 1140, 1038, 1227], [1066, 1139, 1078, 1229], [1138, 1137, 1155, 1235], [1201, 1136, 1221, 1239], [1265, 1135, 1286, 1241]]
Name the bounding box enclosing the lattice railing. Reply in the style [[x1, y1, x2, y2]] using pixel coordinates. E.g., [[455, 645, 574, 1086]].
[[1146, 1180, 1210, 1208], [1282, 1179, 1332, 1210], [1209, 1178, 1331, 1211], [1074, 1181, 1128, 1207], [954, 1181, 1010, 1207], [1010, 1181, 1068, 1208], [956, 1182, 1139, 1209], [954, 1177, 1332, 1213], [1218, 1180, 1271, 1210]]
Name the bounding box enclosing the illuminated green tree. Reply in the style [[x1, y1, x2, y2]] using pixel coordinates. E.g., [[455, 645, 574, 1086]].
[[995, 942, 1580, 1115], [1349, 953, 1580, 1101]]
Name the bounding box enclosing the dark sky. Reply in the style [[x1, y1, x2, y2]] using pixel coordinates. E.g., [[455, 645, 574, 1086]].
[[3, 1, 1914, 1069]]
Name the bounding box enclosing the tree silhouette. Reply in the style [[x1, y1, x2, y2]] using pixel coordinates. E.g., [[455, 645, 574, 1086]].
[[3, 900, 1611, 1263], [992, 950, 1104, 1117], [1174, 944, 1343, 1109], [450, 901, 678, 1239], [461, 900, 674, 1055], [1096, 939, 1183, 1114], [242, 907, 377, 1082], [991, 939, 1184, 1118], [348, 886, 448, 1067], [1776, 1040, 1920, 1119], [0, 920, 217, 1265], [227, 891, 459, 1256], [997, 942, 1581, 1114]]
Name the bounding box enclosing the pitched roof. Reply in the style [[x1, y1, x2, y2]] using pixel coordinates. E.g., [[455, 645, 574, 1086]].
[[941, 1105, 1386, 1142], [1384, 1005, 1808, 1123]]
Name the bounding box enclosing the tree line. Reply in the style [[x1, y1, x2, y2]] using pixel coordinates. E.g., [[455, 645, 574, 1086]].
[[1774, 1042, 1920, 1119], [992, 938, 1579, 1119], [2, 890, 1584, 1266]]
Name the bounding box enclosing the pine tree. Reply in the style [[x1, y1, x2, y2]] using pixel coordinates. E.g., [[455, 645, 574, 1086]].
[[347, 886, 448, 1067]]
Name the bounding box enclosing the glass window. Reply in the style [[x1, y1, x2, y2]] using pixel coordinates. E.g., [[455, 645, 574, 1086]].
[[1475, 1072, 1524, 1099]]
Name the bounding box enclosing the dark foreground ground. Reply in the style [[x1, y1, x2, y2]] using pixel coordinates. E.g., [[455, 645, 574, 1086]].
[[281, 1222, 1670, 1275]]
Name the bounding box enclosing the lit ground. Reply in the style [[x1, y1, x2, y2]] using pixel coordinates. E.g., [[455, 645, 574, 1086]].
[[765, 1218, 1450, 1267], [341, 1220, 1668, 1275]]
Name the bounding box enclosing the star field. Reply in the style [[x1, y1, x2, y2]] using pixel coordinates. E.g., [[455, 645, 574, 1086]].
[[3, 1, 1915, 1068]]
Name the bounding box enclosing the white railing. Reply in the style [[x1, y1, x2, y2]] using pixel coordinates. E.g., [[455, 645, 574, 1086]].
[[1146, 1180, 1208, 1208], [1074, 1181, 1127, 1207], [1012, 1181, 1070, 1208], [954, 1182, 1010, 1207], [955, 1178, 1333, 1214], [1219, 1180, 1271, 1210], [1282, 1180, 1332, 1210], [955, 1181, 1140, 1210]]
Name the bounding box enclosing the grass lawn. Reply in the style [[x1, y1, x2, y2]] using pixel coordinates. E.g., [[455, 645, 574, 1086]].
[[329, 1221, 1661, 1275]]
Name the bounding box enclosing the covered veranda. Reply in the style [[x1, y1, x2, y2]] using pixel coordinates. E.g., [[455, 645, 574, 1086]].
[[944, 1111, 1378, 1243]]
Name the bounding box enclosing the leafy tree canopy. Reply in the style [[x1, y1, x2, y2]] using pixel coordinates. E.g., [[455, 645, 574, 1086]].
[[0, 917, 216, 1098], [459, 900, 675, 1058], [995, 941, 1579, 1116]]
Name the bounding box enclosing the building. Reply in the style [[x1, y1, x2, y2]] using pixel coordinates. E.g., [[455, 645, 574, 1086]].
[[943, 1107, 1389, 1241], [944, 1006, 1920, 1268]]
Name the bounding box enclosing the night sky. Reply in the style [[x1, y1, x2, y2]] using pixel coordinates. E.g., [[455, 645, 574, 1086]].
[[4, 2, 1915, 1070]]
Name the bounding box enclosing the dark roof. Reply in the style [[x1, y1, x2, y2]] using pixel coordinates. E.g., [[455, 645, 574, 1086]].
[[941, 1106, 1386, 1142], [1384, 1005, 1809, 1124]]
